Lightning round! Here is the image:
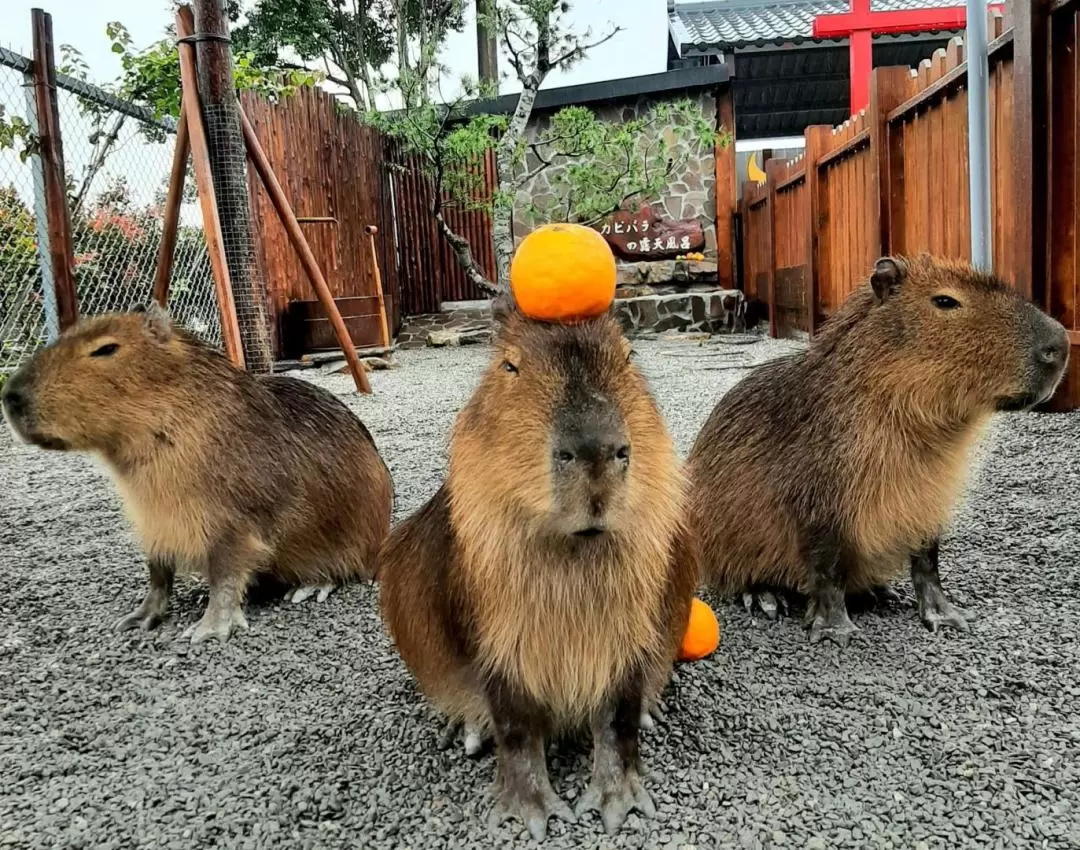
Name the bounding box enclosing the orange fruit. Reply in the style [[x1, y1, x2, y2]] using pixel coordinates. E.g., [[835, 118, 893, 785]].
[[510, 223, 617, 323], [677, 597, 719, 662]]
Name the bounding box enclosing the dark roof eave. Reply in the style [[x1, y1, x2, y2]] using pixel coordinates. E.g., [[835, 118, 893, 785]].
[[458, 64, 732, 118], [676, 28, 965, 55]]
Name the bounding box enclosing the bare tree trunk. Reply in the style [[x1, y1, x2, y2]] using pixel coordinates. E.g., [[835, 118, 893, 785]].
[[435, 213, 498, 296], [492, 80, 542, 289]]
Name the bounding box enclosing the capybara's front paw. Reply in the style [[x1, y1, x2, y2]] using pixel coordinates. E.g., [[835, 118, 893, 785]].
[[113, 592, 168, 632], [184, 605, 249, 645], [576, 764, 656, 835], [807, 607, 859, 647], [487, 772, 576, 842]]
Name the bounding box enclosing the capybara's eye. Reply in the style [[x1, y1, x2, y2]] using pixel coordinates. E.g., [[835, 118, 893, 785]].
[[931, 295, 961, 310], [90, 343, 119, 358], [501, 360, 518, 374]]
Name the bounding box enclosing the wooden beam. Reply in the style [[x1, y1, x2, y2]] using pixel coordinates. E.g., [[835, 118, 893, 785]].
[[176, 5, 245, 368], [1011, 0, 1052, 306], [714, 83, 737, 290], [238, 106, 372, 395], [365, 225, 391, 350], [868, 66, 913, 256], [31, 8, 78, 332], [803, 125, 832, 337], [765, 158, 782, 338], [153, 109, 190, 308]]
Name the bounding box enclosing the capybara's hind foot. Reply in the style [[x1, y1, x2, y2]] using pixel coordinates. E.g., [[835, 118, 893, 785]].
[[870, 584, 905, 606], [437, 719, 490, 757], [576, 764, 656, 835], [285, 584, 335, 604], [487, 756, 575, 841], [916, 583, 970, 633], [806, 602, 859, 647], [113, 592, 168, 632], [639, 696, 667, 731], [741, 588, 789, 620], [184, 604, 249, 644]]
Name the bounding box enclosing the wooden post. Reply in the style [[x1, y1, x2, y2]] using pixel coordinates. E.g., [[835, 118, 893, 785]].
[[765, 158, 782, 338], [31, 8, 78, 332], [237, 107, 372, 395], [1012, 0, 1052, 306], [191, 0, 273, 372], [365, 225, 391, 350], [714, 83, 737, 290], [153, 109, 190, 307], [176, 6, 245, 368], [803, 125, 832, 337], [868, 66, 914, 257]]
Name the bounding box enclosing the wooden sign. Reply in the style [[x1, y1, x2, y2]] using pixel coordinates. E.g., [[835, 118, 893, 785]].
[[596, 206, 705, 260]]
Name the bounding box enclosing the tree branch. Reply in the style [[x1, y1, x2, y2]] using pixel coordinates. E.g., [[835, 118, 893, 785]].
[[550, 26, 622, 68]]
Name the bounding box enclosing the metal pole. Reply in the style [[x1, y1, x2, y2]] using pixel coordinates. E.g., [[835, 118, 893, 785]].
[[23, 71, 58, 341], [966, 0, 992, 270]]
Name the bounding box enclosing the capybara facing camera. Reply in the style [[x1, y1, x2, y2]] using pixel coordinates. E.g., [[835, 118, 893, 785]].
[[687, 254, 1069, 645], [2, 305, 394, 644], [377, 299, 699, 840]]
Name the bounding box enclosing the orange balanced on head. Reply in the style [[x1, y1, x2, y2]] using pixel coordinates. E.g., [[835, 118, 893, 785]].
[[509, 222, 617, 323]]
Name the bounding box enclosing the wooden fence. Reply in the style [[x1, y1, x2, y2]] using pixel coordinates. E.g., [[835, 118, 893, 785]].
[[738, 0, 1080, 409], [242, 87, 496, 358], [384, 142, 497, 316]]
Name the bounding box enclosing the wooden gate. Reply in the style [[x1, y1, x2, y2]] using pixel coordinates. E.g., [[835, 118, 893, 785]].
[[242, 87, 401, 359]]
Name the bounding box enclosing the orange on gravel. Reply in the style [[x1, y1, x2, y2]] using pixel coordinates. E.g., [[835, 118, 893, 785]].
[[509, 223, 617, 323], [677, 597, 720, 662]]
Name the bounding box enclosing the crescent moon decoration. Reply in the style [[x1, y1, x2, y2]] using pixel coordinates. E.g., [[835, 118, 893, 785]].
[[748, 151, 767, 185]]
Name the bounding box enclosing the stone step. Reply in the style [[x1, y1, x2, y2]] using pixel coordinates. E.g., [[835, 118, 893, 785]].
[[614, 288, 748, 337]]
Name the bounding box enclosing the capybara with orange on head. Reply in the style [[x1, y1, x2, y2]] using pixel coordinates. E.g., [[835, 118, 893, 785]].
[[686, 254, 1069, 646], [1, 305, 393, 644], [377, 298, 699, 840]]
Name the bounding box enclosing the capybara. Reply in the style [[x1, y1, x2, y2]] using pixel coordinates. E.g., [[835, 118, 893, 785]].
[[2, 305, 393, 644], [377, 298, 699, 840], [687, 254, 1069, 646]]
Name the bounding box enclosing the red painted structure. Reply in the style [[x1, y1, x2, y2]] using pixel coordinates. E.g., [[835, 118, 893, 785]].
[[813, 0, 969, 114]]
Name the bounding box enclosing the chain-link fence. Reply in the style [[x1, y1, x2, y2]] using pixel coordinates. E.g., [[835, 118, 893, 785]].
[[0, 45, 221, 378]]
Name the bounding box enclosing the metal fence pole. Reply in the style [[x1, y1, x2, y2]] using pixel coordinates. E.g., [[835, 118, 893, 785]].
[[23, 70, 59, 342], [966, 0, 993, 270]]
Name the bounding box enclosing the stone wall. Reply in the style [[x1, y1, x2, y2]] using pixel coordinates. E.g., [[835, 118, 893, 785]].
[[511, 88, 720, 271]]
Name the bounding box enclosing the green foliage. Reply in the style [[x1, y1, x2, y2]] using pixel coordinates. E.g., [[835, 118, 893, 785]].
[[0, 178, 215, 365], [519, 99, 732, 226], [232, 0, 466, 109], [0, 104, 37, 164]]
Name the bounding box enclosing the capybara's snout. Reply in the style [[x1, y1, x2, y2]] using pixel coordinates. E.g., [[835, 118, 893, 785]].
[[1019, 304, 1070, 408]]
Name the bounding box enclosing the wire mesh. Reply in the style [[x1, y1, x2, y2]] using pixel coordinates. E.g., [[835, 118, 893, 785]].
[[0, 48, 222, 378], [0, 62, 46, 375], [202, 101, 273, 373]]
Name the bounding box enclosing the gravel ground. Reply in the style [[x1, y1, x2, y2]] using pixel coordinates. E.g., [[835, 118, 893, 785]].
[[2, 332, 1079, 850]]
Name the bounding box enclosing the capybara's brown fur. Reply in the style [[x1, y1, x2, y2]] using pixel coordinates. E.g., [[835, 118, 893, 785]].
[[1, 305, 393, 643], [377, 301, 699, 839], [687, 254, 1069, 645]]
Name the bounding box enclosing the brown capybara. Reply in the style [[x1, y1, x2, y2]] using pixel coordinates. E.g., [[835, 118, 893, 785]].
[[687, 254, 1069, 646], [377, 298, 699, 840], [2, 304, 393, 644]]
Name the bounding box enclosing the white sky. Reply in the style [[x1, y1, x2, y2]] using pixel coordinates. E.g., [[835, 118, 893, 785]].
[[0, 1, 798, 215], [0, 0, 665, 103]]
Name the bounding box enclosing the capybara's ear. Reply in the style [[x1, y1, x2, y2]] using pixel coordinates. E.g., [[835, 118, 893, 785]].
[[870, 256, 907, 302], [491, 289, 518, 327], [142, 301, 173, 343]]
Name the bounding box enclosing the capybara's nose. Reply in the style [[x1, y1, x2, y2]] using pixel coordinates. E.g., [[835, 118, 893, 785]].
[[1, 384, 26, 422], [1038, 336, 1068, 369], [554, 437, 630, 472]]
